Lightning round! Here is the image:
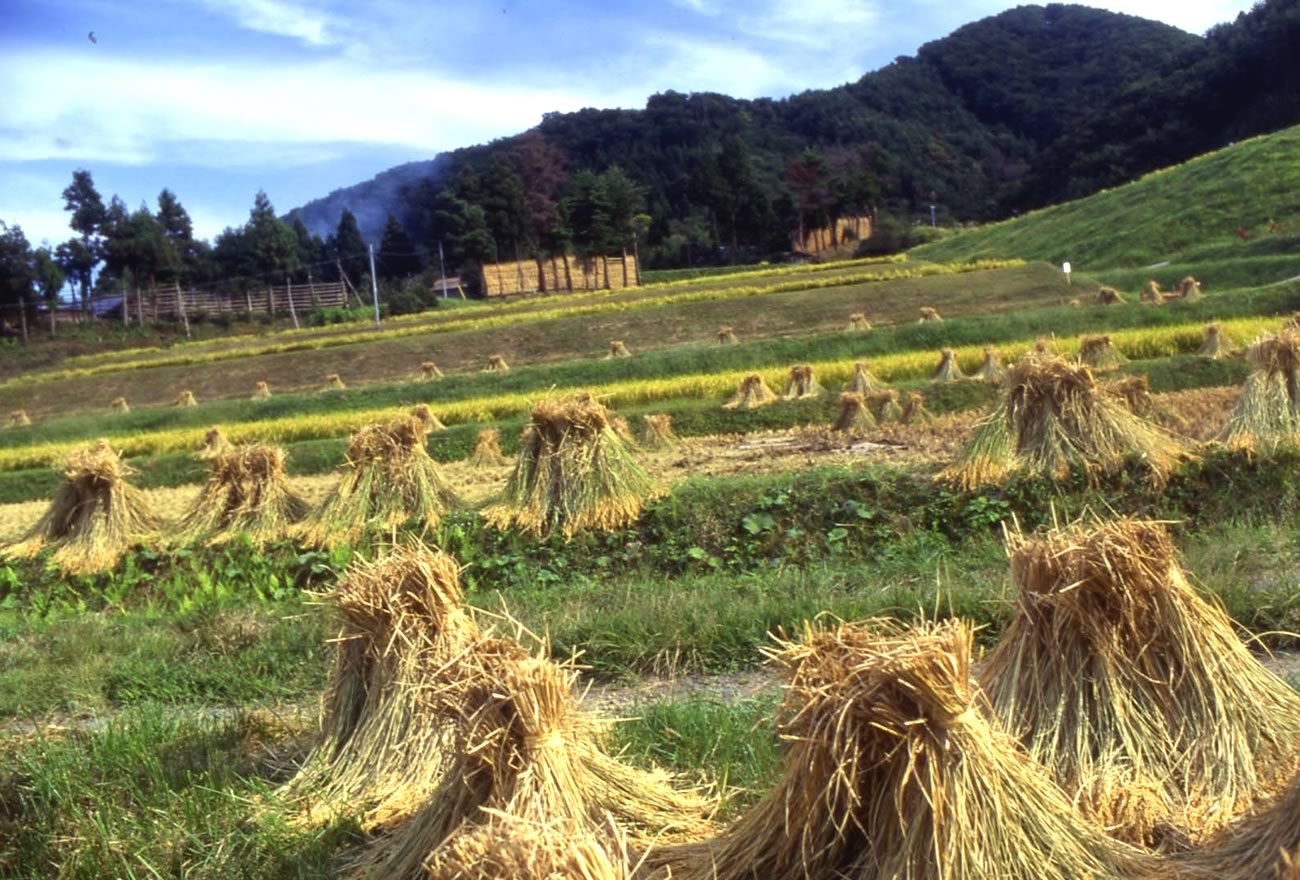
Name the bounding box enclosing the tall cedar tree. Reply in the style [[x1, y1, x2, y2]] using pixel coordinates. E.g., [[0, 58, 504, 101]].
[[60, 169, 106, 312], [513, 132, 566, 292], [377, 214, 421, 280], [333, 208, 368, 282]]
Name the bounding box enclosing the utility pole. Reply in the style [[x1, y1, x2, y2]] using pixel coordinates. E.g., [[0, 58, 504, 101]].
[[437, 241, 448, 299], [368, 243, 381, 330]]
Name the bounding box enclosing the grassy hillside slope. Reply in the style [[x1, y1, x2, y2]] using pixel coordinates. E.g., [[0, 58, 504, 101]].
[[913, 124, 1300, 269]]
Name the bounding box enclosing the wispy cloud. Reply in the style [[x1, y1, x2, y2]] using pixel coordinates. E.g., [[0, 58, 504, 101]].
[[197, 0, 344, 47]]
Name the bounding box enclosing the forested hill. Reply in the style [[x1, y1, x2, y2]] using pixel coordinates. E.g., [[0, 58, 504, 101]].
[[289, 2, 1297, 267]]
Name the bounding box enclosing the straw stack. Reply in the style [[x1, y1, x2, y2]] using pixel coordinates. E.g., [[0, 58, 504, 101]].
[[174, 389, 198, 407], [410, 404, 447, 432], [606, 340, 631, 359], [1098, 287, 1125, 305], [2, 440, 156, 574], [981, 519, 1300, 848], [868, 389, 904, 424], [252, 380, 272, 401], [641, 414, 677, 449], [174, 445, 309, 547], [844, 361, 886, 394], [486, 354, 510, 372], [1197, 323, 1233, 359], [8, 409, 31, 428], [846, 312, 870, 331], [832, 392, 875, 433], [941, 354, 1187, 489], [1218, 328, 1300, 451], [973, 347, 1006, 384], [421, 361, 444, 380], [324, 373, 347, 391], [642, 620, 1156, 880], [918, 306, 943, 323], [1174, 773, 1300, 880], [1141, 281, 1165, 304], [1079, 335, 1128, 370], [196, 426, 231, 460], [716, 326, 738, 345], [111, 397, 130, 414], [724, 374, 778, 410], [932, 348, 966, 382], [470, 429, 509, 468], [484, 393, 658, 538], [901, 391, 933, 424], [782, 365, 823, 400]]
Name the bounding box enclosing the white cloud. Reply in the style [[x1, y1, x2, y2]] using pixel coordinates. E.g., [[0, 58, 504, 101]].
[[1076, 0, 1252, 33], [198, 0, 344, 46]]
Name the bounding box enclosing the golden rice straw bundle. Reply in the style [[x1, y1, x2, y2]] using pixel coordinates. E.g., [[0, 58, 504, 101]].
[[1141, 281, 1165, 304], [1069, 297, 1082, 307], [932, 347, 966, 381], [280, 544, 480, 830], [8, 409, 31, 428], [723, 374, 778, 410], [298, 414, 459, 548], [846, 312, 870, 331], [981, 519, 1300, 849], [844, 360, 886, 394], [426, 813, 633, 880], [252, 380, 272, 400], [111, 396, 130, 413], [716, 325, 738, 344], [868, 388, 904, 424], [1098, 286, 1125, 305], [1287, 312, 1300, 331], [174, 389, 198, 407], [941, 354, 1187, 490], [470, 429, 509, 468], [420, 361, 444, 380], [918, 306, 942, 322], [973, 347, 1007, 384], [2, 440, 156, 574], [606, 340, 631, 359], [1218, 328, 1300, 451], [1079, 335, 1128, 370], [1105, 375, 1167, 421], [410, 404, 446, 432], [1177, 275, 1203, 301], [174, 445, 309, 547], [901, 391, 932, 424], [486, 354, 510, 372], [324, 373, 347, 391], [782, 364, 823, 400], [643, 619, 1155, 880], [641, 414, 677, 449], [1197, 323, 1233, 359], [832, 392, 875, 433], [356, 638, 712, 880], [1174, 773, 1300, 879], [1032, 336, 1055, 356], [196, 426, 230, 460], [610, 413, 636, 444], [484, 394, 658, 538]]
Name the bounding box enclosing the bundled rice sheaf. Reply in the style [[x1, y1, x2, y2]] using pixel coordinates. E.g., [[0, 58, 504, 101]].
[[1174, 773, 1300, 880], [2, 440, 156, 574], [980, 519, 1300, 849], [974, 347, 1007, 384], [111, 396, 130, 413], [641, 414, 677, 449], [918, 306, 942, 323], [174, 445, 309, 547], [470, 428, 509, 468], [174, 389, 198, 407], [298, 413, 459, 547], [1079, 335, 1128, 370], [484, 393, 658, 538], [642, 619, 1156, 880], [196, 425, 231, 460], [901, 391, 932, 424], [1218, 328, 1300, 451], [1177, 276, 1204, 301], [833, 392, 875, 433], [486, 354, 510, 372], [355, 635, 713, 880], [782, 365, 823, 400], [1098, 286, 1126, 305], [716, 326, 738, 345], [724, 374, 778, 410], [252, 380, 272, 401], [868, 389, 904, 424], [1068, 297, 1082, 308], [606, 340, 631, 359], [324, 373, 347, 391], [940, 354, 1187, 490], [932, 347, 966, 382], [1141, 281, 1165, 304], [420, 361, 444, 380], [280, 544, 480, 830], [1197, 323, 1233, 359], [425, 813, 633, 880], [409, 404, 447, 432], [1105, 375, 1166, 421], [846, 312, 870, 331], [844, 360, 886, 394], [1032, 336, 1055, 356], [8, 409, 31, 428]]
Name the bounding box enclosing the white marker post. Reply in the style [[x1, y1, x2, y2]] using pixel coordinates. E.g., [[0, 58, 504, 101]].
[[1062, 261, 1072, 285]]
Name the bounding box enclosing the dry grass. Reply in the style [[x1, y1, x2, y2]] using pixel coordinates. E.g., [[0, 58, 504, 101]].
[[782, 365, 823, 400], [941, 354, 1189, 490], [426, 814, 633, 880], [980, 519, 1300, 849], [1, 440, 156, 574], [1079, 335, 1128, 370], [173, 444, 309, 547], [297, 413, 459, 547], [643, 619, 1156, 880], [932, 348, 966, 382], [484, 393, 659, 538], [723, 374, 778, 411]]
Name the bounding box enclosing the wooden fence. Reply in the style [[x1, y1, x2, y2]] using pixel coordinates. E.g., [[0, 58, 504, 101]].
[[482, 254, 639, 297], [793, 215, 872, 255], [135, 280, 350, 320]]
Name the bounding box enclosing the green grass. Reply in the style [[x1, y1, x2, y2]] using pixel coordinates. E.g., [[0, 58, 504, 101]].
[[913, 123, 1300, 268]]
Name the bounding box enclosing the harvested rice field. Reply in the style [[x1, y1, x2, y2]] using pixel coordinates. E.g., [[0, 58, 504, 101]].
[[3, 241, 1300, 879]]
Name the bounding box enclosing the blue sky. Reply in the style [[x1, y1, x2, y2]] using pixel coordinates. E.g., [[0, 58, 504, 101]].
[[1, 0, 1255, 247]]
